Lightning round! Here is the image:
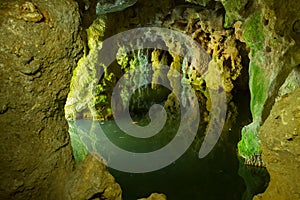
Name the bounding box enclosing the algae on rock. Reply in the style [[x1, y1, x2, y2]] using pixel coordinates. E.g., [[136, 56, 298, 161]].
[[65, 17, 109, 162], [220, 0, 248, 28], [65, 17, 108, 120], [237, 13, 266, 160], [66, 1, 252, 164], [227, 0, 300, 162]]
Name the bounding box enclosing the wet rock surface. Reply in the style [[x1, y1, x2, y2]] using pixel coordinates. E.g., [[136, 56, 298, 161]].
[[1, 0, 299, 199], [162, 3, 247, 93], [0, 0, 121, 199], [66, 153, 122, 200], [66, 1, 247, 122], [254, 88, 300, 199], [237, 0, 300, 163], [0, 0, 82, 198]]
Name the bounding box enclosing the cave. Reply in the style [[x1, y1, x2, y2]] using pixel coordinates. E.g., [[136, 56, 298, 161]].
[[0, 0, 299, 200]]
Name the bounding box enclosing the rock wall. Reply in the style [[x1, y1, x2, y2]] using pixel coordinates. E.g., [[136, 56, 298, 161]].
[[1, 0, 298, 199], [0, 0, 121, 199], [216, 0, 300, 198], [65, 1, 247, 166], [236, 0, 300, 163], [186, 0, 299, 197], [0, 0, 81, 198], [254, 87, 300, 200]]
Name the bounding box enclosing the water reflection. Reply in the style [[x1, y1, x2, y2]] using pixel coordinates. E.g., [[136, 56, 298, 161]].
[[68, 91, 269, 199]]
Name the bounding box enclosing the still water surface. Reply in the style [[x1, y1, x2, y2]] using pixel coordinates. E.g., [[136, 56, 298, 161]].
[[71, 91, 268, 200], [103, 117, 246, 200]]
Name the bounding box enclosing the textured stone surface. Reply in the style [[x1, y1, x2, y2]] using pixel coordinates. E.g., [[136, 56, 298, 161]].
[[277, 66, 300, 99], [65, 17, 108, 121], [66, 1, 247, 121], [163, 4, 246, 93], [0, 0, 82, 198], [0, 0, 122, 199], [185, 0, 211, 7], [96, 0, 137, 15], [254, 87, 300, 200], [66, 153, 122, 200], [65, 0, 175, 121], [220, 0, 248, 28], [237, 0, 300, 161]]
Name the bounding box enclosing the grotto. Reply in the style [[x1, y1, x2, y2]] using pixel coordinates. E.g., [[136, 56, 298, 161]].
[[0, 0, 299, 199]]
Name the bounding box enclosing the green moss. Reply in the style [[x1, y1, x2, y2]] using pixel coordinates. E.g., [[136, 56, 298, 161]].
[[70, 134, 89, 163], [68, 121, 89, 163], [248, 59, 268, 121], [238, 122, 262, 158], [65, 17, 108, 120], [238, 13, 267, 159], [242, 13, 265, 51], [86, 17, 107, 50], [116, 47, 130, 70], [220, 0, 248, 28], [93, 68, 117, 119], [65, 17, 108, 162]]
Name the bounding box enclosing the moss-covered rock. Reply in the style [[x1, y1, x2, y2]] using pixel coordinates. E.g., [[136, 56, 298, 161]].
[[220, 0, 248, 28], [65, 17, 108, 120], [237, 13, 267, 160], [236, 0, 300, 162], [138, 193, 167, 200], [0, 1, 124, 199]]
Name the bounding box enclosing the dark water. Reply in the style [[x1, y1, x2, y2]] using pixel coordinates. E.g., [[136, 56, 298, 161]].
[[109, 137, 245, 200], [98, 91, 264, 200], [70, 91, 269, 200]]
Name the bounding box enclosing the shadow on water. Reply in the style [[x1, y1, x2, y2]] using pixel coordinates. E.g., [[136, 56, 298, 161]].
[[101, 118, 245, 200], [99, 91, 268, 200], [69, 89, 269, 199]]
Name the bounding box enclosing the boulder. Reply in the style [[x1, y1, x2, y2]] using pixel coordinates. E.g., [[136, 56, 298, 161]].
[[254, 88, 300, 199]]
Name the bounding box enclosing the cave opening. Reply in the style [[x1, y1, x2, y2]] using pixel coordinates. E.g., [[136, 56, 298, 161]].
[[2, 0, 300, 199], [65, 0, 270, 199]]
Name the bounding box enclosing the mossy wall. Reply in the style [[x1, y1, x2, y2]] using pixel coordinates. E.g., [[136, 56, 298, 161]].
[[237, 13, 267, 159], [218, 0, 300, 161], [220, 0, 248, 28]]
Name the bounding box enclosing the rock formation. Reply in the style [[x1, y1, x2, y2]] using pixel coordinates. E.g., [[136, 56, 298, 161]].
[[254, 88, 300, 199], [236, 0, 300, 166], [1, 0, 299, 199], [0, 0, 121, 199]]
